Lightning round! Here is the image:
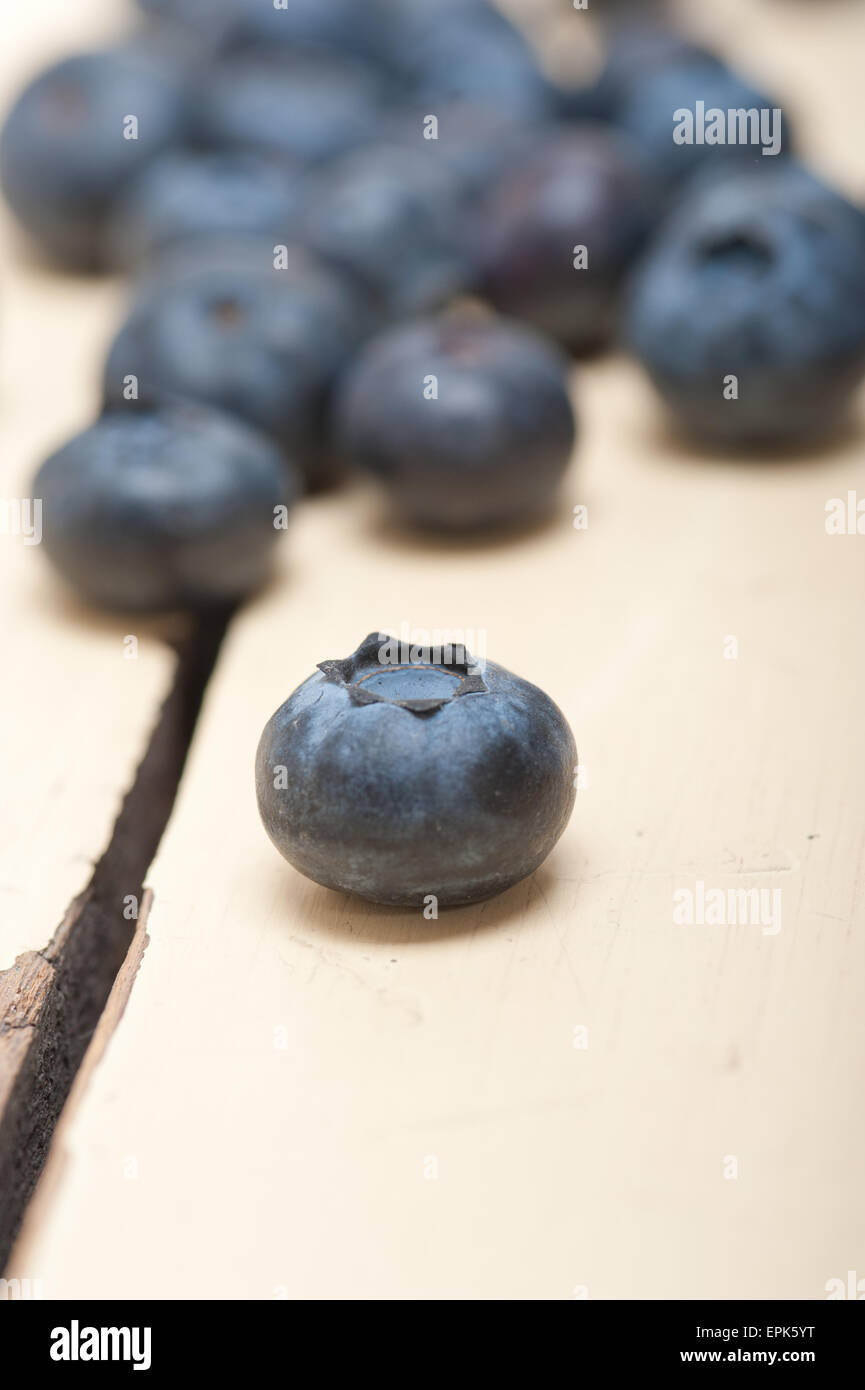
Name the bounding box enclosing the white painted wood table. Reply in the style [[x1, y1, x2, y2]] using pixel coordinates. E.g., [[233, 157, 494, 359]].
[[3, 0, 865, 1300]]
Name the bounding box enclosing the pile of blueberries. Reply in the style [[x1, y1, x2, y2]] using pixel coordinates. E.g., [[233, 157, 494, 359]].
[[5, 0, 865, 614]]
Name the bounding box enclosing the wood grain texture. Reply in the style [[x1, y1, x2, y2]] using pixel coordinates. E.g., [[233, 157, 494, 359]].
[[8, 0, 865, 1299]]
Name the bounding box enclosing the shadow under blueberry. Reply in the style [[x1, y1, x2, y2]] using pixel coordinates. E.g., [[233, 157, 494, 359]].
[[40, 583, 191, 648], [4, 223, 117, 281], [35, 554, 290, 645], [276, 861, 569, 948], [363, 490, 575, 558], [650, 409, 862, 472]]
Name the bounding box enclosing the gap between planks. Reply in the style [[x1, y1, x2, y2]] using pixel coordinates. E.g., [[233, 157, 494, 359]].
[[0, 610, 231, 1271]]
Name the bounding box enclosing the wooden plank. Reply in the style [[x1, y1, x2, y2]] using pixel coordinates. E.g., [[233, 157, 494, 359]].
[[0, 0, 178, 971], [0, 0, 179, 1265], [9, 0, 865, 1299], [14, 339, 865, 1296], [0, 231, 175, 972]]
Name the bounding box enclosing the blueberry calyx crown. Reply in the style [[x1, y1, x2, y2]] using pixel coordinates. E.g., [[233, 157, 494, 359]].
[[317, 632, 488, 714]]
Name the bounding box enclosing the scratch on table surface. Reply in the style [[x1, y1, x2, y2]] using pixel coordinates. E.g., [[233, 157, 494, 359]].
[[533, 874, 586, 1001], [284, 933, 424, 1024], [557, 856, 802, 882]]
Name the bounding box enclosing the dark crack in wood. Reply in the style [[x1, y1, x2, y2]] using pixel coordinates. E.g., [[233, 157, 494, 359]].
[[0, 606, 233, 1270]]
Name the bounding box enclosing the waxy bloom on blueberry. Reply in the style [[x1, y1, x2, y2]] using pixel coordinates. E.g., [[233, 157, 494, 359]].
[[256, 634, 577, 908]]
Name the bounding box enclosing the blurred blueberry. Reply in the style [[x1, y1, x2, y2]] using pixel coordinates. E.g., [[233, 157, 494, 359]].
[[380, 100, 540, 206], [136, 0, 231, 23], [335, 309, 577, 530], [34, 402, 292, 612], [623, 165, 865, 445], [560, 23, 724, 124], [219, 0, 393, 65], [0, 49, 189, 270], [103, 242, 373, 490], [616, 57, 792, 188], [105, 150, 304, 271], [475, 124, 659, 354], [389, 1, 556, 119], [192, 52, 384, 169], [301, 144, 471, 316]]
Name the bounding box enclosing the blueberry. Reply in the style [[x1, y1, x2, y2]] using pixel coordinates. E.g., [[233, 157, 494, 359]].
[[0, 49, 189, 270], [615, 57, 792, 188], [381, 101, 540, 207], [593, 0, 671, 23], [256, 633, 577, 907], [192, 52, 383, 170], [301, 144, 470, 316], [623, 165, 865, 445], [103, 243, 373, 489], [569, 23, 724, 124], [475, 125, 658, 354], [105, 150, 303, 271], [335, 310, 576, 529], [391, 4, 556, 120], [133, 0, 234, 66], [552, 84, 615, 126], [136, 0, 231, 24], [33, 403, 292, 613], [219, 0, 392, 66]]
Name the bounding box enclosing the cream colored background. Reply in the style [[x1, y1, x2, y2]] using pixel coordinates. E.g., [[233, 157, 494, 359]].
[[6, 0, 865, 1298]]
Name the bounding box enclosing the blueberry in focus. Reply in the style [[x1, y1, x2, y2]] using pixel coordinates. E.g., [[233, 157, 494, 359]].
[[34, 403, 292, 613], [475, 125, 658, 354], [615, 57, 792, 188], [256, 634, 577, 908], [193, 53, 383, 170], [335, 310, 576, 529], [301, 145, 470, 316], [623, 165, 865, 445], [103, 244, 373, 489], [105, 150, 303, 271], [0, 50, 188, 270]]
